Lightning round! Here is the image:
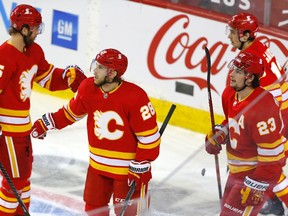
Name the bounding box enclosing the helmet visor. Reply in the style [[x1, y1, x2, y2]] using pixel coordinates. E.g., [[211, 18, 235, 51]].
[[90, 58, 97, 74], [228, 59, 245, 74], [30, 22, 45, 34]]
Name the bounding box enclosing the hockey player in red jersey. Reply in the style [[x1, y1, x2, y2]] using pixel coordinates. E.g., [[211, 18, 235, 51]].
[[205, 52, 288, 216], [227, 12, 288, 215], [31, 48, 161, 215], [227, 13, 288, 133], [0, 4, 86, 215]]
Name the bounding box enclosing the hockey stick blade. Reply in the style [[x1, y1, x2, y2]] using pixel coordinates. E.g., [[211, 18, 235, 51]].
[[205, 46, 223, 206], [0, 162, 30, 216], [119, 104, 176, 216]]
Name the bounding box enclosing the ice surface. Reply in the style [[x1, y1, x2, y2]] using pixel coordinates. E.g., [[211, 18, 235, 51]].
[[27, 91, 277, 215]]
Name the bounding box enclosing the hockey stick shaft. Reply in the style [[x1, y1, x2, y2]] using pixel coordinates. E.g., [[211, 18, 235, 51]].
[[120, 104, 176, 216], [0, 162, 30, 216], [205, 47, 223, 206]]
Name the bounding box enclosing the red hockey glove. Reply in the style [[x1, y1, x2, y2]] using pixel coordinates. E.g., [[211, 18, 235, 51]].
[[241, 176, 269, 206], [31, 113, 55, 139], [62, 65, 86, 92], [128, 160, 152, 191], [205, 124, 228, 155]]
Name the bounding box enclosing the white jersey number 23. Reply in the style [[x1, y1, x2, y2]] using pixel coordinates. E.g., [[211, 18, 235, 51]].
[[228, 116, 276, 149]]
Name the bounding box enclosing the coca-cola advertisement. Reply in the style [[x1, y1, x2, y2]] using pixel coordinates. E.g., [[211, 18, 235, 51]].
[[96, 1, 288, 115]]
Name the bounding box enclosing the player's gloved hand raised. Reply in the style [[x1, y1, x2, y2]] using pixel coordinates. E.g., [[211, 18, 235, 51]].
[[31, 113, 55, 139], [241, 176, 269, 206], [63, 65, 86, 92], [128, 160, 152, 190], [205, 124, 228, 155]]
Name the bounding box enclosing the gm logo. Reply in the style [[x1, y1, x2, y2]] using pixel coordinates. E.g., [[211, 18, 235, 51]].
[[52, 10, 78, 50]]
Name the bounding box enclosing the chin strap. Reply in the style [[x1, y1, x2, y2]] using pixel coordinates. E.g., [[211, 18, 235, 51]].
[[238, 35, 247, 50], [235, 72, 251, 92], [239, 41, 244, 50], [235, 78, 248, 92], [235, 84, 247, 92], [238, 36, 245, 50]]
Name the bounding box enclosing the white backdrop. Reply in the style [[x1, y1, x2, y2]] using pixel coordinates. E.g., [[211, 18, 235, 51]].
[[0, 0, 287, 115]]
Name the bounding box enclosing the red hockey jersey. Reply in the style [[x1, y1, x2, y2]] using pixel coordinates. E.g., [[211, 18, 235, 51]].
[[52, 78, 161, 179], [0, 41, 69, 137], [243, 39, 288, 116], [222, 86, 286, 184]]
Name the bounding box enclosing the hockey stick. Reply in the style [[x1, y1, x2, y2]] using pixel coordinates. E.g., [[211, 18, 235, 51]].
[[120, 104, 176, 216], [0, 162, 30, 216], [205, 46, 223, 207]]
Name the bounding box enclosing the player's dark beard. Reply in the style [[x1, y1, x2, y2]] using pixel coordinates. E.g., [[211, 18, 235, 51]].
[[23, 32, 35, 47], [96, 75, 112, 87]]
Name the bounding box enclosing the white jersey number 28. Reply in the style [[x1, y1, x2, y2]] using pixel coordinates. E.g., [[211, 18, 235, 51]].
[[140, 102, 155, 121]]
